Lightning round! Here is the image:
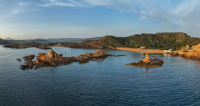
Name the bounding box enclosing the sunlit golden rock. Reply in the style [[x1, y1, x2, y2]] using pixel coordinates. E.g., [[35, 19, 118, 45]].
[[171, 43, 200, 59], [142, 54, 151, 63]]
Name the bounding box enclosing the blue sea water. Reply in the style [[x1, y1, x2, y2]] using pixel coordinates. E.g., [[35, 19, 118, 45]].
[[0, 45, 200, 106]]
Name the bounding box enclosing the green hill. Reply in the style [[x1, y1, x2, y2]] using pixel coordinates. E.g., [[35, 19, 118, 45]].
[[125, 32, 200, 49], [67, 32, 200, 50], [90, 35, 125, 47]]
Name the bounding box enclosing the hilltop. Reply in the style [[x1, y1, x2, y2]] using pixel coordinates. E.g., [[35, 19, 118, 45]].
[[67, 32, 200, 50]]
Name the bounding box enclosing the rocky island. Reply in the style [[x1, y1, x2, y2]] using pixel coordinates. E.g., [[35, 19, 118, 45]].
[[126, 54, 164, 67], [20, 49, 123, 70]]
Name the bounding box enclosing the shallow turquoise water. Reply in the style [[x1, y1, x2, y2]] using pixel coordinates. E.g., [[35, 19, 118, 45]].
[[0, 45, 200, 106]]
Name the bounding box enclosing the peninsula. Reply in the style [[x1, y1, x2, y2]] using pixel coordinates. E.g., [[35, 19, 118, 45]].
[[171, 44, 200, 59]]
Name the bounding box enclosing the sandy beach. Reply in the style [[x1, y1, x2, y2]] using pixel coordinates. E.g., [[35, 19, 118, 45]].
[[116, 47, 164, 54]]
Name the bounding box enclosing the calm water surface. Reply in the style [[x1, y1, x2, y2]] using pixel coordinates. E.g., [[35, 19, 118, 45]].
[[0, 45, 200, 106]]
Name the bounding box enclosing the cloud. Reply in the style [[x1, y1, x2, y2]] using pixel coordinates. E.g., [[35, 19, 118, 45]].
[[82, 0, 200, 36], [2, 0, 200, 37], [10, 2, 38, 14], [39, 0, 84, 7], [140, 16, 146, 20], [172, 0, 200, 35], [18, 2, 30, 6]]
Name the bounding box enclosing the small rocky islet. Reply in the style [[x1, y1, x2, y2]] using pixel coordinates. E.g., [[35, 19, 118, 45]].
[[126, 54, 164, 68], [19, 49, 125, 70]]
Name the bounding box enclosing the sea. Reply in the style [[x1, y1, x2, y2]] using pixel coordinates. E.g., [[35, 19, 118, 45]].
[[0, 45, 200, 106]]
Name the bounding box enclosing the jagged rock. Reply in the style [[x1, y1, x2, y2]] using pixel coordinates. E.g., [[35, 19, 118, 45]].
[[20, 55, 35, 70], [25, 61, 34, 69], [82, 49, 110, 58], [37, 46, 52, 50], [20, 65, 30, 70], [142, 54, 151, 63], [127, 54, 164, 68], [23, 55, 35, 61], [16, 58, 21, 61], [34, 59, 51, 69], [36, 50, 66, 66]]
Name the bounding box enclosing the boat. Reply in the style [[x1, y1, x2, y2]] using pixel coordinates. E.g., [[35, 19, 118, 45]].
[[163, 49, 173, 54]]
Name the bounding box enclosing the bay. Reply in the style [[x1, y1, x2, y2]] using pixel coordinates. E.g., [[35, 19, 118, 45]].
[[0, 45, 200, 106]]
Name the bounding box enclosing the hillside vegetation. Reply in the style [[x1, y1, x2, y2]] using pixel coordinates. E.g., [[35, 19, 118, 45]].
[[67, 32, 200, 50]]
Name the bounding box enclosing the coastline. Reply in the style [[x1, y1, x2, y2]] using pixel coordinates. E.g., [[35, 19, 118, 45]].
[[116, 47, 164, 54]]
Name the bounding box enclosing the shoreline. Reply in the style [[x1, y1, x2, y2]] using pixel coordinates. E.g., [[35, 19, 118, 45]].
[[115, 47, 164, 54]]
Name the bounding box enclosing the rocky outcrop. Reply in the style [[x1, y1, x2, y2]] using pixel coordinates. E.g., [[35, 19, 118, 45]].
[[35, 50, 70, 67], [127, 54, 164, 67], [171, 51, 200, 59], [23, 55, 35, 61], [20, 49, 116, 70], [171, 44, 200, 59], [142, 54, 151, 63], [37, 45, 52, 50], [16, 58, 21, 61]]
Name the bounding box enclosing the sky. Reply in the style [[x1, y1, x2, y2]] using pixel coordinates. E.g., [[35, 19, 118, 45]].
[[0, 0, 200, 39]]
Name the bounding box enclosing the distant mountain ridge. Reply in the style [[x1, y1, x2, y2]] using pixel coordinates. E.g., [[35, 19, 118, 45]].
[[67, 32, 200, 50]]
